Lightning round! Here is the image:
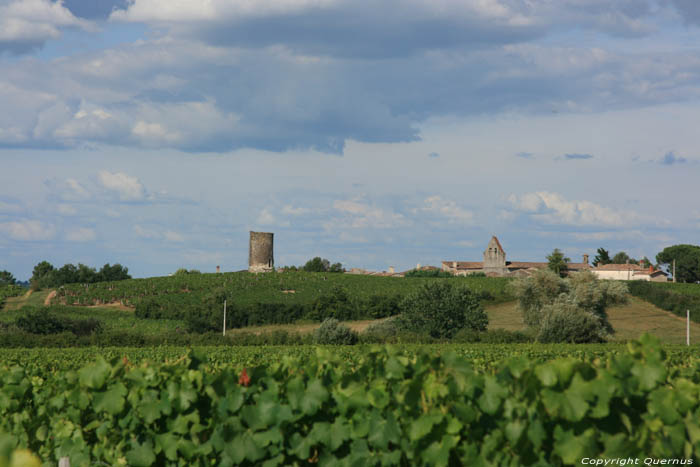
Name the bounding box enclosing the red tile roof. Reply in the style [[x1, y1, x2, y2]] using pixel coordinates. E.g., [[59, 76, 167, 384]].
[[593, 264, 644, 271]]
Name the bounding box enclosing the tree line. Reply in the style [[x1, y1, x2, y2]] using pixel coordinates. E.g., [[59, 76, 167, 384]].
[[30, 261, 131, 289]]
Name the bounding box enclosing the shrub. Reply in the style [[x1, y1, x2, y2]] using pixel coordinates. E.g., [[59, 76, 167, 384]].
[[536, 300, 608, 343], [15, 312, 68, 335], [308, 285, 357, 321], [509, 269, 568, 327], [404, 269, 453, 278], [397, 282, 488, 338], [313, 318, 358, 345]]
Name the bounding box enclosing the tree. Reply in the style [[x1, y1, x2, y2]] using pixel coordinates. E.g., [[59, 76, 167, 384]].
[[611, 251, 637, 265], [510, 269, 627, 343], [639, 257, 652, 269], [398, 282, 487, 338], [0, 270, 16, 286], [97, 263, 131, 282], [30, 261, 55, 289], [302, 257, 343, 273], [592, 248, 611, 267], [656, 244, 700, 283], [547, 248, 570, 277]]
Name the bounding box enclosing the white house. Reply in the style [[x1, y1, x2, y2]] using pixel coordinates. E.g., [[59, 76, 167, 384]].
[[591, 263, 668, 282]]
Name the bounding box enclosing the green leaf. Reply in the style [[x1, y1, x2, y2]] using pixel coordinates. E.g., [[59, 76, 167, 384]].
[[409, 412, 442, 442], [78, 358, 111, 389], [300, 379, 329, 415], [92, 383, 127, 415], [535, 365, 557, 387], [126, 440, 156, 467]]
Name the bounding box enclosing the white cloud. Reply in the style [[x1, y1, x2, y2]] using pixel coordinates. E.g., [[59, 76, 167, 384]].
[[506, 191, 640, 227], [332, 200, 408, 229], [256, 208, 290, 227], [0, 219, 55, 241], [282, 205, 311, 215], [66, 227, 96, 242], [416, 195, 474, 224], [163, 230, 185, 242], [56, 204, 77, 215], [98, 171, 146, 201], [181, 249, 224, 267], [133, 225, 160, 239], [0, 0, 90, 53]]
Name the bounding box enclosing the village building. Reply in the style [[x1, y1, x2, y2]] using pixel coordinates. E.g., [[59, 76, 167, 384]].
[[590, 263, 668, 282], [442, 236, 591, 277]]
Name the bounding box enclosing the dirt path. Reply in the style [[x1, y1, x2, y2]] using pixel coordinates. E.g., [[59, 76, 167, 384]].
[[44, 290, 56, 306]]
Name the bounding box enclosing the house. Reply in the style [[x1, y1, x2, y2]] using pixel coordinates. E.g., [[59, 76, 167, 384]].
[[591, 263, 668, 282], [442, 236, 591, 277]]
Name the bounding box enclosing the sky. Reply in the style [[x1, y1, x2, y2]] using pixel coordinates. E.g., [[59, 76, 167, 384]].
[[1, 0, 700, 280]]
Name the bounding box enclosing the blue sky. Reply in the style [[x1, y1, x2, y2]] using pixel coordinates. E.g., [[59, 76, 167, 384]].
[[1, 0, 699, 279]]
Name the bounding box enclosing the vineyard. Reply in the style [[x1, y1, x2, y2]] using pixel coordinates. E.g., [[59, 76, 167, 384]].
[[55, 271, 512, 307], [0, 285, 23, 309], [0, 335, 698, 465]]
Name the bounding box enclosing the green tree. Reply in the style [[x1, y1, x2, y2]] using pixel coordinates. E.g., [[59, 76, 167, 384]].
[[546, 248, 570, 277], [0, 270, 16, 286], [97, 263, 131, 282], [611, 251, 637, 264], [30, 261, 55, 289], [510, 269, 626, 343], [398, 282, 487, 338], [592, 248, 611, 266], [656, 244, 700, 283], [303, 257, 329, 272]]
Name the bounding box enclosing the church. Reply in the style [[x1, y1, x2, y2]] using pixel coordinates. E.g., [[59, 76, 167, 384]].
[[441, 236, 592, 277]]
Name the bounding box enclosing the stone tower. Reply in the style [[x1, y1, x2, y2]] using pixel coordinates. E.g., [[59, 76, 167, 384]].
[[248, 231, 274, 273], [483, 236, 507, 275]]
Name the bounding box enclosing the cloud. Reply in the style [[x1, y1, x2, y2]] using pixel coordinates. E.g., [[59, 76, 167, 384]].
[[562, 153, 593, 160], [281, 205, 310, 215], [98, 171, 146, 201], [506, 191, 640, 227], [133, 225, 160, 239], [428, 152, 440, 159], [56, 204, 78, 215], [331, 199, 408, 229], [256, 208, 290, 227], [416, 196, 474, 224], [65, 227, 96, 242], [163, 230, 185, 242], [516, 152, 533, 159], [0, 219, 56, 241], [0, 200, 22, 213], [0, 0, 90, 54], [671, 0, 700, 25], [659, 151, 687, 165]]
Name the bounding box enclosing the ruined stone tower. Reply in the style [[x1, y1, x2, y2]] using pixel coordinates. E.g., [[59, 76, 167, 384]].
[[483, 236, 507, 275], [248, 231, 274, 273]]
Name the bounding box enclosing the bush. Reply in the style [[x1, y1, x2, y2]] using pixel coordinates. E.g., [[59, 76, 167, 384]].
[[308, 286, 357, 321], [397, 282, 488, 338], [536, 300, 608, 343], [404, 269, 453, 278], [509, 269, 568, 327], [313, 318, 358, 345], [15, 309, 102, 336]]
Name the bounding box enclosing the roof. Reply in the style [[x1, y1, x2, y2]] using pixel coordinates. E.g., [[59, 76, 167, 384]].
[[489, 236, 505, 253], [593, 264, 644, 271], [442, 261, 483, 269], [633, 269, 668, 276], [443, 261, 592, 271]]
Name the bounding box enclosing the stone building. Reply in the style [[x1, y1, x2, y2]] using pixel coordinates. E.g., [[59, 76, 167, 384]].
[[442, 236, 591, 277], [248, 231, 274, 273]]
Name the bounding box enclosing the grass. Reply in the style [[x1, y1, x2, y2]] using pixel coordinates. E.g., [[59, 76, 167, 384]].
[[3, 290, 51, 310], [484, 297, 700, 345]]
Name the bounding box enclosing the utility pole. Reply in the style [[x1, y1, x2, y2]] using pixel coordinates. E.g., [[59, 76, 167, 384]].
[[223, 300, 227, 336], [673, 259, 676, 283]]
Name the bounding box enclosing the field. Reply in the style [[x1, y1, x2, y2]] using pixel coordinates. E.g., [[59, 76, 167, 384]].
[[1, 335, 699, 465], [55, 271, 512, 307], [3, 276, 700, 464]]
